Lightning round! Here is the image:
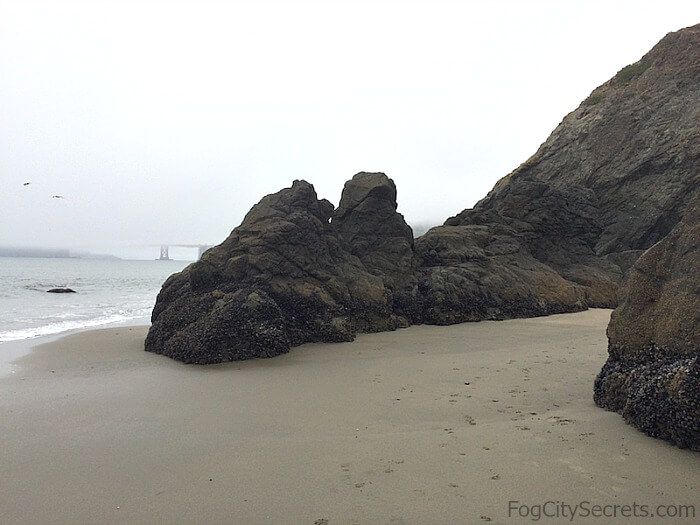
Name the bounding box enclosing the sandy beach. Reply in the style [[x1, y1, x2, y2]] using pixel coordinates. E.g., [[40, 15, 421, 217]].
[[1, 309, 697, 524]]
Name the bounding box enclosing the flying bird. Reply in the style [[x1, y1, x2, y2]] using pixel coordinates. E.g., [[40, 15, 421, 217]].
[[52, 195, 64, 199]]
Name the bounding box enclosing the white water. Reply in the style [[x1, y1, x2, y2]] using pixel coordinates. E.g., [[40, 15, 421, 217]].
[[0, 257, 189, 343]]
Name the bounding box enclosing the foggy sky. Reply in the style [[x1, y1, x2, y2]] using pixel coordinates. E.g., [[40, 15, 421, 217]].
[[1, 0, 698, 259]]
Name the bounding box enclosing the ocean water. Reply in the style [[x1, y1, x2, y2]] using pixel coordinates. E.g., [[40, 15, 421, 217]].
[[0, 257, 190, 343]]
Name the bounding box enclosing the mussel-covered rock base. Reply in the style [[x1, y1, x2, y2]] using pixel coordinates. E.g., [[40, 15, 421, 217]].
[[594, 201, 699, 450]]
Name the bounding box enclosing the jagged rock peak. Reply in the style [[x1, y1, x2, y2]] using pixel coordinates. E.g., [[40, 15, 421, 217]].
[[335, 172, 399, 216], [333, 172, 414, 288], [240, 179, 335, 226]]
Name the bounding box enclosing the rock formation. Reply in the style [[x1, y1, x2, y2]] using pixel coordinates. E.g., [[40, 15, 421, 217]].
[[409, 179, 619, 325], [145, 178, 406, 363], [146, 25, 699, 368], [594, 199, 699, 450], [478, 24, 699, 260], [333, 172, 415, 291], [429, 23, 700, 312]]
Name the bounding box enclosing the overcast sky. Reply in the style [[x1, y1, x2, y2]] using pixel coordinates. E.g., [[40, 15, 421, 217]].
[[1, 0, 698, 259]]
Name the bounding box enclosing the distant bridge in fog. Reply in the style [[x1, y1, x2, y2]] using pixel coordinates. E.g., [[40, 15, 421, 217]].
[[156, 244, 213, 261]]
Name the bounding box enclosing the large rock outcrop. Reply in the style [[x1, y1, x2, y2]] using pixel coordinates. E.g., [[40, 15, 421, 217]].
[[594, 199, 699, 450], [146, 25, 699, 366], [145, 178, 406, 363], [146, 171, 609, 363]]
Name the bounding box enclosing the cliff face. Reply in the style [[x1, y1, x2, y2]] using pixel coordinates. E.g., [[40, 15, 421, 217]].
[[477, 24, 699, 260], [439, 24, 699, 304], [594, 199, 699, 450], [146, 25, 699, 367]]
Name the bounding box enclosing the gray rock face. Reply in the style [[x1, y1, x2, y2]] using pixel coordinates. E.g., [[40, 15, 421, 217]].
[[476, 24, 699, 258], [594, 199, 699, 450]]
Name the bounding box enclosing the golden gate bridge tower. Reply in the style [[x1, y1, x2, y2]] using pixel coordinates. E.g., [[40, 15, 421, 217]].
[[156, 244, 211, 261]]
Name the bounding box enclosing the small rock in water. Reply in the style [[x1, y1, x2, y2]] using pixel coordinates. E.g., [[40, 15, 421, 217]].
[[47, 288, 76, 293]]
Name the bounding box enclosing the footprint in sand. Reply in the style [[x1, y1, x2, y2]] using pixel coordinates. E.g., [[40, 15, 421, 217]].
[[464, 415, 476, 426], [382, 459, 404, 474], [549, 416, 575, 425], [315, 520, 329, 525]]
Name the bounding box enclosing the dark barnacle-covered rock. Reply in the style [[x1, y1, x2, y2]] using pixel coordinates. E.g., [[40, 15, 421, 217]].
[[145, 179, 400, 363], [594, 198, 699, 450]]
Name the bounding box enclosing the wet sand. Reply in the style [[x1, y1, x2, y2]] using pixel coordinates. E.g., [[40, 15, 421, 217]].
[[1, 309, 698, 524]]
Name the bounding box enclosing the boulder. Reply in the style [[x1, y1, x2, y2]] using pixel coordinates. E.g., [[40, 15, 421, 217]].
[[594, 199, 699, 450], [145, 180, 402, 363]]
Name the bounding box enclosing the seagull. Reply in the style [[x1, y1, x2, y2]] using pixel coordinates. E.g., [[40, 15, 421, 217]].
[[52, 195, 64, 199], [23, 182, 31, 186]]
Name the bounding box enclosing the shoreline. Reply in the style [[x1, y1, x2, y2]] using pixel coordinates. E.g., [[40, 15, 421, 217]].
[[2, 309, 698, 524], [0, 315, 151, 377]]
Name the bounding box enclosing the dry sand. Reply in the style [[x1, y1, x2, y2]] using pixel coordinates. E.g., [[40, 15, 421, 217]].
[[1, 309, 697, 524]]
